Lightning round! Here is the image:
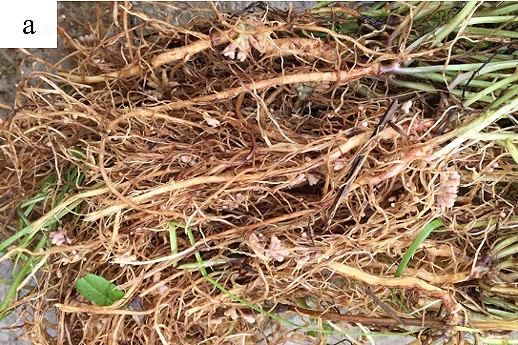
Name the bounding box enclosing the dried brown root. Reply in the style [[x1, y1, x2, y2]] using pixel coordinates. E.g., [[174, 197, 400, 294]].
[[85, 123, 409, 222], [326, 262, 464, 337], [404, 266, 489, 285], [3, 3, 518, 344], [260, 37, 339, 62], [152, 64, 383, 111], [58, 30, 234, 83], [355, 146, 429, 187]]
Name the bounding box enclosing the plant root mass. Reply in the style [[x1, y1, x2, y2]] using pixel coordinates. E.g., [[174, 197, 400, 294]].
[[1, 2, 518, 344]]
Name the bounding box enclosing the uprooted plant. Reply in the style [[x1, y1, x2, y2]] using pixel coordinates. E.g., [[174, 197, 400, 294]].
[[1, 1, 518, 344]]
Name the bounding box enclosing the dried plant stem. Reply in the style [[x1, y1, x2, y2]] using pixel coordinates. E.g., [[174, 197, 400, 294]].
[[291, 306, 441, 328], [152, 65, 383, 111], [86, 127, 405, 222], [352, 95, 518, 191], [4, 2, 518, 343], [0, 102, 13, 111], [355, 146, 429, 187], [84, 175, 230, 221], [403, 268, 487, 284], [55, 304, 154, 315], [473, 321, 518, 332], [326, 262, 463, 335], [58, 31, 234, 84], [430, 96, 518, 159], [261, 38, 338, 62]]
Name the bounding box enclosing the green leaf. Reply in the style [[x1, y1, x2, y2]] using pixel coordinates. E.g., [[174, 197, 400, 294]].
[[75, 274, 124, 306], [505, 138, 518, 165], [395, 219, 444, 277], [391, 218, 444, 312], [69, 147, 86, 160]]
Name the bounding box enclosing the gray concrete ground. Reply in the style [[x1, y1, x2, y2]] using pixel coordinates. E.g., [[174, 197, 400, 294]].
[[0, 260, 30, 344]]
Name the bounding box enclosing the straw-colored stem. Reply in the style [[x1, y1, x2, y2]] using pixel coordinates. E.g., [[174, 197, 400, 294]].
[[151, 65, 382, 111], [430, 96, 518, 159], [326, 261, 462, 333], [58, 31, 234, 84]]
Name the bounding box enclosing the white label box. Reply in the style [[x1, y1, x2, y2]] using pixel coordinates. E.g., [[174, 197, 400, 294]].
[[1, 1, 56, 48]]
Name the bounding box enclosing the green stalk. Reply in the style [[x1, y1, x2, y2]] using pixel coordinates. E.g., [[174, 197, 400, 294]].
[[463, 216, 510, 229], [463, 72, 518, 107], [411, 2, 459, 22], [504, 139, 518, 165], [468, 55, 518, 63], [490, 242, 518, 260], [478, 3, 518, 16], [484, 308, 517, 319], [431, 96, 518, 159], [490, 235, 518, 257], [491, 85, 518, 109], [483, 296, 518, 313], [403, 2, 479, 53], [417, 71, 492, 88], [0, 235, 47, 321], [476, 73, 515, 79], [462, 27, 518, 39], [388, 79, 494, 103], [396, 61, 518, 75], [495, 259, 518, 271], [430, 1, 480, 47], [467, 16, 518, 25]]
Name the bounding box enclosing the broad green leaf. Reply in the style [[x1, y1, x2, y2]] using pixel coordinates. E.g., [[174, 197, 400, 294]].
[[75, 274, 124, 306]]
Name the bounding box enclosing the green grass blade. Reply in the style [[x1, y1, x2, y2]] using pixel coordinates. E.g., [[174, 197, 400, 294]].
[[395, 219, 444, 277], [504, 139, 518, 165], [390, 219, 444, 313], [0, 198, 83, 253], [0, 235, 47, 321]]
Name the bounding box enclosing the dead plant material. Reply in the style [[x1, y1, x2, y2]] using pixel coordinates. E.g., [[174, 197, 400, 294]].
[[1, 2, 518, 345]]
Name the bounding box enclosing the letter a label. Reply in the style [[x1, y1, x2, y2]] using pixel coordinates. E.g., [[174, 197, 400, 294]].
[[23, 20, 36, 34]]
